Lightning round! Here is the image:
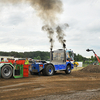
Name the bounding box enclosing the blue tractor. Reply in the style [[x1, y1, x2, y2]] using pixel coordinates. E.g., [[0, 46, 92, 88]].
[[29, 49, 74, 76]]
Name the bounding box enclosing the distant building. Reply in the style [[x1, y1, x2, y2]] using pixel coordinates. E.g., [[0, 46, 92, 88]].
[[0, 56, 14, 62]]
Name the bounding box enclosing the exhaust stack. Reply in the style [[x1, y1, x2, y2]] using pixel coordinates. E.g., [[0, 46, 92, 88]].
[[50, 47, 53, 62], [63, 42, 66, 62]]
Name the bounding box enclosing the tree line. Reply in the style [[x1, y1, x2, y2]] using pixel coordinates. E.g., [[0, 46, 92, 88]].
[[0, 51, 99, 63], [0, 51, 50, 61], [74, 53, 100, 64]]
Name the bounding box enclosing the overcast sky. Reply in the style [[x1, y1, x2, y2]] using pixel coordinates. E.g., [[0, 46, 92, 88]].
[[0, 0, 100, 58]]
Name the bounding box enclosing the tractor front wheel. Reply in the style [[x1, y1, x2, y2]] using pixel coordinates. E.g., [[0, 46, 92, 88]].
[[65, 65, 71, 74]]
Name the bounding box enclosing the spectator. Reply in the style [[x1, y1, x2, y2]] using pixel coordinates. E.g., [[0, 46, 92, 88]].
[[1, 58, 4, 62], [25, 58, 29, 65]]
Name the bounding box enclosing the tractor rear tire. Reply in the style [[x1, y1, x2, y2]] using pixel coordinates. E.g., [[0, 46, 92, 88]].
[[65, 65, 71, 74], [42, 65, 54, 76], [1, 65, 13, 79]]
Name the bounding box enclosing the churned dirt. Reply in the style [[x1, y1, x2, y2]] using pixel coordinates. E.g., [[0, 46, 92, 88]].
[[80, 65, 100, 73], [0, 65, 100, 100]]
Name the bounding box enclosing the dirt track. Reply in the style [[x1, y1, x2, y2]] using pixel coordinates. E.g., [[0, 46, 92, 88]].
[[0, 67, 100, 100]]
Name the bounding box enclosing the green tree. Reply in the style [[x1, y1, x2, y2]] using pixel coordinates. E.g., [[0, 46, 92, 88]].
[[37, 56, 41, 60]]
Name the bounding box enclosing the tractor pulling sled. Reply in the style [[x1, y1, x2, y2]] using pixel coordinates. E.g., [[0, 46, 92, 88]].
[[0, 49, 74, 79], [0, 59, 29, 79]]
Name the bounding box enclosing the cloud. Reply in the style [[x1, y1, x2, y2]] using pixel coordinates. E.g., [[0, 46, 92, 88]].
[[85, 20, 100, 33], [7, 15, 25, 25], [0, 0, 100, 58]]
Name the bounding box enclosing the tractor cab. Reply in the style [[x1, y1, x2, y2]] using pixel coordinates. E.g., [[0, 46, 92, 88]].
[[66, 50, 74, 62], [51, 49, 74, 64]]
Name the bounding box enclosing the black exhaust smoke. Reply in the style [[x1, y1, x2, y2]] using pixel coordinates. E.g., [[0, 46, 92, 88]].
[[42, 25, 54, 62], [42, 25, 54, 50], [56, 24, 69, 49], [1, 0, 69, 55]]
